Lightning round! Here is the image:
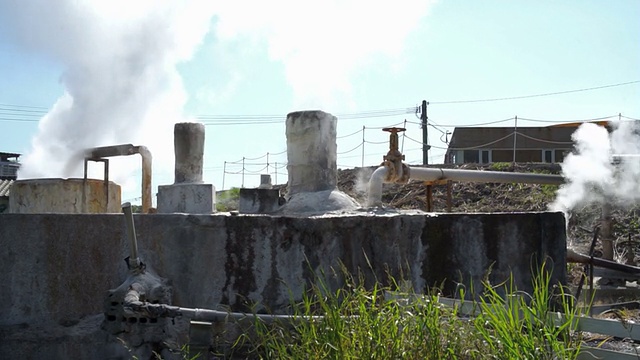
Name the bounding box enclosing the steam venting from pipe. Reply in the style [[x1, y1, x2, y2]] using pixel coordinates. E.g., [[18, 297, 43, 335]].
[[2, 1, 214, 181], [551, 120, 640, 212]]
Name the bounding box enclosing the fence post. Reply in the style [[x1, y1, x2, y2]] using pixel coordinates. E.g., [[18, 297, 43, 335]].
[[512, 116, 518, 165], [222, 161, 226, 190]]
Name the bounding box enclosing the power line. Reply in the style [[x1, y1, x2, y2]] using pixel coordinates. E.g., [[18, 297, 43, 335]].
[[429, 80, 640, 105]]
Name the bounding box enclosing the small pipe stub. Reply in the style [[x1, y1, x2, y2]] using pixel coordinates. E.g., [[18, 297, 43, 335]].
[[381, 127, 409, 183]]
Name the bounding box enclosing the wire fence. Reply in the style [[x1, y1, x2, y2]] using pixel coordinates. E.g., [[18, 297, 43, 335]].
[[215, 113, 635, 189]]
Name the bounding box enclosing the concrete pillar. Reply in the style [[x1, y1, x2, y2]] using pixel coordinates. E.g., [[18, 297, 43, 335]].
[[258, 174, 272, 189], [174, 122, 205, 184], [286, 111, 337, 195], [282, 110, 359, 214], [157, 122, 215, 213]]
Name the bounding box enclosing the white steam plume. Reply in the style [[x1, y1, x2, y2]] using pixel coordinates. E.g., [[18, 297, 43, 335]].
[[212, 0, 434, 108], [2, 0, 215, 180], [551, 120, 640, 212]]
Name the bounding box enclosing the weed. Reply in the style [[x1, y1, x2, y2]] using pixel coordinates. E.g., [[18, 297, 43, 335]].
[[246, 265, 582, 359]]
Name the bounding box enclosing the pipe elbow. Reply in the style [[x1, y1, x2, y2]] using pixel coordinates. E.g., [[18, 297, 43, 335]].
[[367, 166, 388, 207]]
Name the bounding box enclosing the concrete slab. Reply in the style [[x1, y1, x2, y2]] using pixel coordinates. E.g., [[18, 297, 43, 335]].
[[0, 210, 566, 358], [157, 183, 215, 214]]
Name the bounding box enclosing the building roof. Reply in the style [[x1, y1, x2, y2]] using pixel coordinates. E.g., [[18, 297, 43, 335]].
[[0, 179, 13, 197], [0, 152, 20, 160], [446, 126, 575, 153], [548, 120, 610, 128]]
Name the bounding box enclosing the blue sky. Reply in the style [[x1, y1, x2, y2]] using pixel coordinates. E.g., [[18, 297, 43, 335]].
[[0, 0, 638, 202]]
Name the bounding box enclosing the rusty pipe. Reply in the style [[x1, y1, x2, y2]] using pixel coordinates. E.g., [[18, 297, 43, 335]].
[[137, 146, 152, 214], [85, 144, 152, 213], [567, 248, 640, 274]]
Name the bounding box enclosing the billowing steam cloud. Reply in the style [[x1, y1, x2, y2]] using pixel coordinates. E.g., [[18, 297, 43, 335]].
[[2, 0, 215, 179], [5, 0, 434, 189], [212, 0, 434, 108], [552, 120, 640, 212]]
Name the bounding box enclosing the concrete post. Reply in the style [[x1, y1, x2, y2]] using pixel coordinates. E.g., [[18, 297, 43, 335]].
[[157, 122, 215, 213], [286, 111, 337, 195], [174, 122, 205, 184], [282, 110, 359, 214]]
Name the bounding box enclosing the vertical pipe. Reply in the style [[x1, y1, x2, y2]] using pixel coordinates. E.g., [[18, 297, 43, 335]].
[[242, 157, 245, 188], [104, 160, 109, 213], [122, 202, 141, 270], [601, 203, 614, 260], [426, 183, 433, 211], [275, 162, 278, 185], [138, 146, 152, 214]]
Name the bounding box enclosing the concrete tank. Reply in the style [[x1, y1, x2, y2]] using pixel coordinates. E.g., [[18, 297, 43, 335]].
[[9, 178, 121, 214]]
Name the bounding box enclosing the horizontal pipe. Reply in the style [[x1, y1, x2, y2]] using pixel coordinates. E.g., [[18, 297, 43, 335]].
[[85, 144, 153, 213], [124, 300, 324, 325], [86, 144, 140, 158], [567, 248, 640, 274], [408, 167, 564, 186], [367, 165, 564, 207]]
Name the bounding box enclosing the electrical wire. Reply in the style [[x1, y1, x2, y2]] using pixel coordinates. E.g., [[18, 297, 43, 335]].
[[366, 121, 406, 129], [364, 140, 388, 145], [514, 131, 573, 145], [337, 142, 363, 155], [518, 115, 618, 123], [405, 132, 515, 150], [429, 80, 640, 105], [337, 128, 363, 139]]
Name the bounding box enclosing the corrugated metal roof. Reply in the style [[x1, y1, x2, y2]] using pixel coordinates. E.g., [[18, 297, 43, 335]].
[[0, 179, 13, 196]]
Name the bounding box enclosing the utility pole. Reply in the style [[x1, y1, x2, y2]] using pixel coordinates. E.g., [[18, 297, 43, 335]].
[[421, 100, 431, 165]]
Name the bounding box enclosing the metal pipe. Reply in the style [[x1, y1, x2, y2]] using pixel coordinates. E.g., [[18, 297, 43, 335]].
[[567, 248, 640, 275], [137, 146, 152, 214], [122, 202, 141, 270], [85, 144, 153, 213], [367, 166, 388, 207], [124, 300, 324, 325], [367, 165, 564, 207], [408, 167, 564, 185]]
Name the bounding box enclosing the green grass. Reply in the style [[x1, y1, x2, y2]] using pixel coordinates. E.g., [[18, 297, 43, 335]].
[[245, 265, 583, 359], [216, 187, 241, 211], [490, 162, 512, 171]]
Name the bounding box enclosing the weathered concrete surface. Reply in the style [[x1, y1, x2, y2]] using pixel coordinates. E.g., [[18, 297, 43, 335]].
[[157, 183, 216, 214], [238, 188, 282, 214], [0, 211, 566, 358], [286, 110, 337, 194], [284, 110, 359, 213], [9, 178, 121, 213], [173, 122, 205, 184]]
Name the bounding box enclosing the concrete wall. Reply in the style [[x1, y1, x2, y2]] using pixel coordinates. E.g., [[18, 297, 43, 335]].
[[0, 211, 566, 358]]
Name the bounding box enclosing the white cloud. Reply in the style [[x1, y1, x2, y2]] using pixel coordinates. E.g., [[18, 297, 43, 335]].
[[211, 0, 435, 108]]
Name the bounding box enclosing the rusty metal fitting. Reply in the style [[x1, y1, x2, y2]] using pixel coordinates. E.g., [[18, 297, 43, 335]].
[[381, 127, 409, 183]]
